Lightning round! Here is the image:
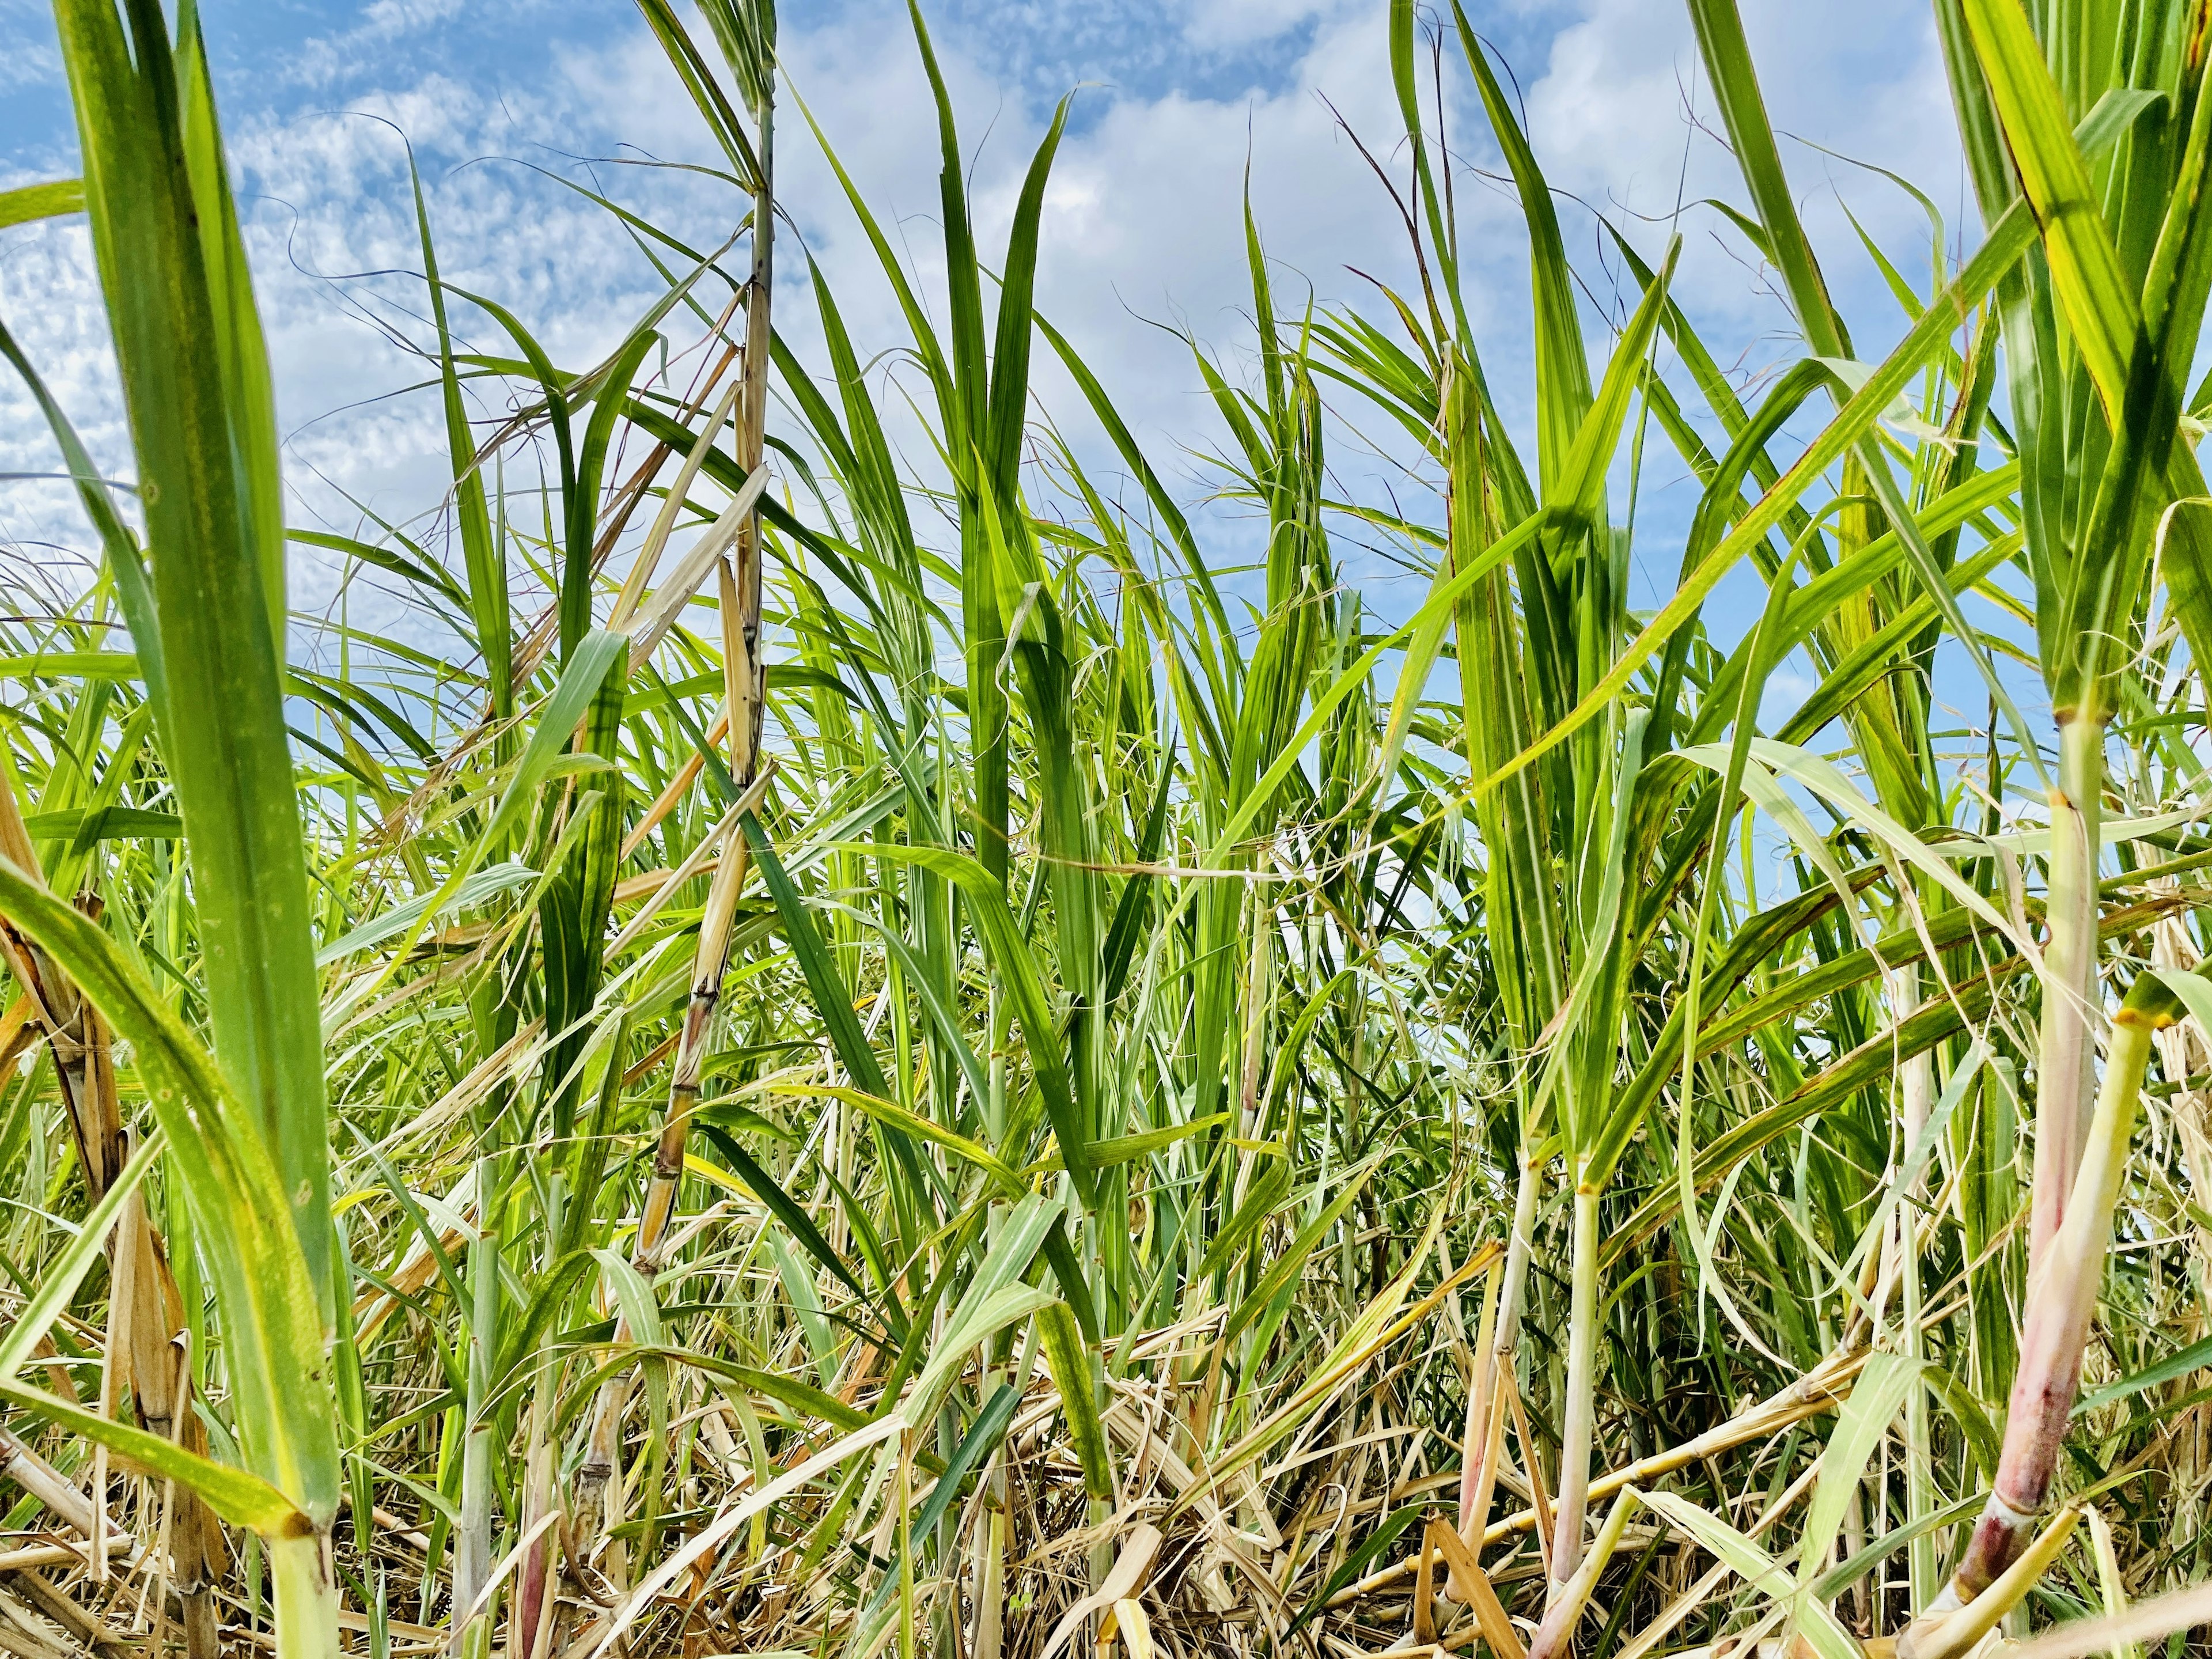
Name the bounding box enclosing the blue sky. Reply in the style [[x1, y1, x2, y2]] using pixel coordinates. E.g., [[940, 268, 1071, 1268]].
[[0, 0, 1985, 752]]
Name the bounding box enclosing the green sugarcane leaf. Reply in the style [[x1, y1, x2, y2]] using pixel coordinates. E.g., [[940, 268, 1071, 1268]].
[[982, 95, 1068, 501], [22, 806, 181, 846], [1038, 1215, 1100, 1347], [1196, 1161, 1291, 1281], [630, 0, 762, 188], [0, 179, 85, 228], [1480, 196, 2036, 799], [1077, 1113, 1229, 1172], [906, 1283, 1056, 1430], [57, 0, 335, 1302], [961, 1192, 1063, 1309], [1686, 0, 1851, 358], [1925, 1363, 2004, 1478], [1036, 1300, 1111, 1502], [859, 1379, 1025, 1623], [771, 1083, 1021, 1196], [698, 1124, 881, 1325], [819, 897, 991, 1114], [363, 630, 625, 988], [871, 1207, 986, 1414], [912, 1382, 1017, 1545], [0, 1377, 308, 1536], [493, 1249, 597, 1387], [672, 1353, 874, 1436], [1959, 0, 2137, 414], [1811, 1494, 1984, 1602], [1453, 6, 1590, 491], [1795, 1354, 1924, 1584], [1547, 235, 1680, 541], [849, 840, 1094, 1210], [0, 861, 337, 1519], [592, 1248, 669, 1353], [1638, 1490, 1859, 1659], [1676, 738, 2036, 963], [1222, 1160, 1378, 1344], [766, 1228, 842, 1386], [894, 1199, 1062, 1414], [407, 149, 509, 714], [315, 862, 538, 967], [173, 9, 282, 647], [1286, 1505, 1422, 1641], [2076, 1329, 2212, 1419], [564, 329, 657, 661], [1612, 891, 2198, 1264], [0, 651, 142, 683], [741, 816, 888, 1097]]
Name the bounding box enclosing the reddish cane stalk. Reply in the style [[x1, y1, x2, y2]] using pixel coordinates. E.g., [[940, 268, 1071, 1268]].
[[1901, 968, 2185, 1653]]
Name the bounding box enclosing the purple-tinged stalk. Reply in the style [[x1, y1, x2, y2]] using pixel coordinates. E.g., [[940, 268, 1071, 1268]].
[[1909, 1506, 2084, 1659], [509, 1378, 558, 1659], [1900, 969, 2183, 1655], [1452, 1147, 1540, 1599]]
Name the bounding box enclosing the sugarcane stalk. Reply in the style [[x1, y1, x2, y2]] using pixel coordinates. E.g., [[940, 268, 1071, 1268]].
[[508, 1350, 559, 1659], [728, 105, 774, 793], [1456, 1148, 1539, 1570], [2028, 714, 2103, 1270], [450, 1204, 499, 1657], [1900, 714, 2111, 1651], [575, 805, 755, 1518], [1546, 1168, 1601, 1599], [269, 1532, 344, 1659], [1897, 972, 1937, 1612], [577, 99, 774, 1536], [1448, 1246, 1502, 1597], [1527, 1488, 1636, 1659], [1900, 967, 2180, 1655]]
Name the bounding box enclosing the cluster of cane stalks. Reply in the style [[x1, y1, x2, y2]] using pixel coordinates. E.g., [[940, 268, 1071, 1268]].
[[6, 0, 2212, 1656]]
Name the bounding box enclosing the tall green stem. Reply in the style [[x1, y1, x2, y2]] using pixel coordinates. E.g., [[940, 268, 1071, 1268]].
[[2029, 715, 2103, 1269], [1547, 1168, 1600, 1597], [270, 1534, 344, 1659], [1898, 1008, 1937, 1612], [452, 1205, 499, 1655]]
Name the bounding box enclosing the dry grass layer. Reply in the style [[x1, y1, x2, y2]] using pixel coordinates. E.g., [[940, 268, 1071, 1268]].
[[7, 0, 2212, 1656]]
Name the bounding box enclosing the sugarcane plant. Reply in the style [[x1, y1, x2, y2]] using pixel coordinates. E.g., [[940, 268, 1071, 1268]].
[[1897, 0, 2212, 1643], [1, 1, 344, 1654], [12, 0, 2212, 1655]]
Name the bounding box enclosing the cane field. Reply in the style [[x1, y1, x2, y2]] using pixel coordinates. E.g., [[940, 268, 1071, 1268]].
[[3, 1, 2212, 1657]]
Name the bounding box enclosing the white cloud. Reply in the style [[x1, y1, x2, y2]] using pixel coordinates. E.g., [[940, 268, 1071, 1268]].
[[772, 0, 1457, 533], [1524, 0, 1964, 346], [289, 0, 474, 90], [0, 0, 1982, 656], [0, 0, 60, 92], [1177, 0, 1346, 52]]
